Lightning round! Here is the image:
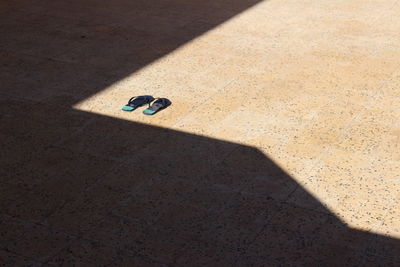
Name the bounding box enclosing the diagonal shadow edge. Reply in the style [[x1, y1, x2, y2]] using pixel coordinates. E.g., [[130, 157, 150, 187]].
[[1, 0, 399, 264], [2, 0, 267, 107], [1, 100, 399, 264]]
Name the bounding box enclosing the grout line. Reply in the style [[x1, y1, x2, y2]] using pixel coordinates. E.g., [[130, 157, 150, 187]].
[[238, 63, 400, 257], [369, 0, 400, 24], [0, 47, 80, 65], [170, 77, 237, 129]]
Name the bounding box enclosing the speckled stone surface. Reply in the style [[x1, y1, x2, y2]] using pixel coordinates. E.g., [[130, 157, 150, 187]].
[[1, 0, 399, 265]]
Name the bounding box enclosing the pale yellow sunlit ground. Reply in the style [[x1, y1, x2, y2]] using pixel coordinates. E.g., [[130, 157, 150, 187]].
[[74, 0, 400, 237]]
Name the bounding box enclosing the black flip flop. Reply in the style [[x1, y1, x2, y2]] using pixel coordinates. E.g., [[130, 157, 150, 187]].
[[143, 98, 171, 115], [122, 95, 154, 111]]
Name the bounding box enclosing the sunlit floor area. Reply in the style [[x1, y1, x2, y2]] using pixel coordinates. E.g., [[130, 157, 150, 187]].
[[1, 0, 399, 265]]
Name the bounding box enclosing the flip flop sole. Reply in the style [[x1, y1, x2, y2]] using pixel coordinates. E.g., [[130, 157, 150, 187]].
[[143, 98, 171, 115], [122, 105, 136, 111], [143, 109, 157, 115]]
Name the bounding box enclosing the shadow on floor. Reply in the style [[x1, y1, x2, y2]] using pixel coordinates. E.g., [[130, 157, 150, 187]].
[[1, 0, 261, 106], [1, 100, 399, 265], [0, 0, 399, 265]]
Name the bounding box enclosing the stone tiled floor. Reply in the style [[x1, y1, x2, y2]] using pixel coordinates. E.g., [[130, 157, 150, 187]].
[[1, 0, 399, 265]]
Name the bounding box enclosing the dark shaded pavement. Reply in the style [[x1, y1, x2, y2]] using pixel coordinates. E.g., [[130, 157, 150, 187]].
[[1, 0, 399, 265]]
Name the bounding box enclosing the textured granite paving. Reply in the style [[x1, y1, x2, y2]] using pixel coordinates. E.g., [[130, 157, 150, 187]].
[[1, 0, 399, 265]]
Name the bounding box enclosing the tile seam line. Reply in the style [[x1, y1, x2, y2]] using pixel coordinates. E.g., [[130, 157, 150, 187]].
[[0, 94, 100, 157], [8, 208, 163, 264], [170, 77, 237, 129], [0, 47, 83, 65], [166, 5, 308, 132], [205, 82, 278, 137], [301, 107, 366, 186], [1, 87, 243, 198], [369, 0, 400, 24], [236, 199, 302, 260], [246, 95, 340, 203], [294, 63, 400, 248], [279, 105, 370, 229], [299, 58, 400, 183]]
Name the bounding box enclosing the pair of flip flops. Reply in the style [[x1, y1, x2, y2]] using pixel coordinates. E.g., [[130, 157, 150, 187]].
[[121, 95, 171, 115]]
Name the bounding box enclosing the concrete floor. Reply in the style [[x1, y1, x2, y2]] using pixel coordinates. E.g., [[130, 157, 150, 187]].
[[1, 0, 399, 265]]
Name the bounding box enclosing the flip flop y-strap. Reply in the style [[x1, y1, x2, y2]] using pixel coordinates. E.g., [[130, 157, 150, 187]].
[[122, 95, 154, 111], [143, 98, 171, 115]]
